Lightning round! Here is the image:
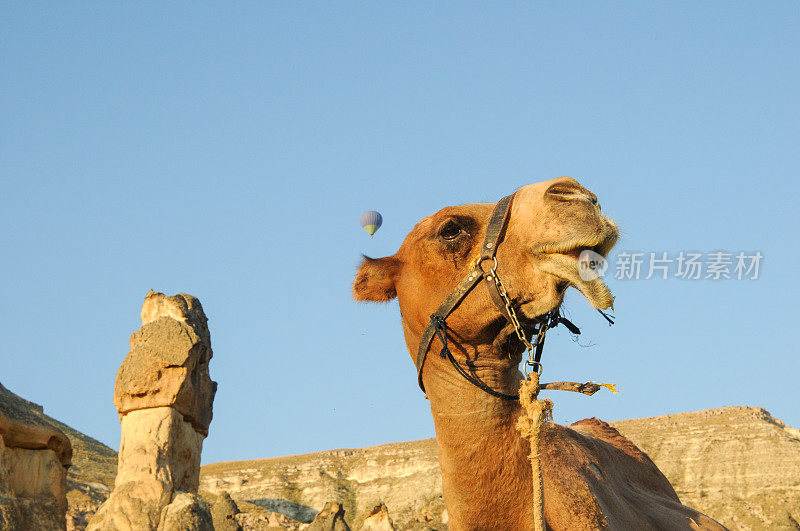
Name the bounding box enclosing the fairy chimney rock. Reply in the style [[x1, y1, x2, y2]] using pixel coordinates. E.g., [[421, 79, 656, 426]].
[[114, 290, 216, 436], [88, 291, 217, 530]]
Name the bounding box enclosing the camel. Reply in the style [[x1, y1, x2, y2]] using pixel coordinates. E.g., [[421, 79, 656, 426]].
[[353, 177, 726, 530]]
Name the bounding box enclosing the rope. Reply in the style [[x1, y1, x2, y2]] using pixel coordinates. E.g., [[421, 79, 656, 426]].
[[516, 372, 553, 531]]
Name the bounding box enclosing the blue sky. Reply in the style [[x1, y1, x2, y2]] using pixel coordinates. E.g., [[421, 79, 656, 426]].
[[1, 3, 797, 465]]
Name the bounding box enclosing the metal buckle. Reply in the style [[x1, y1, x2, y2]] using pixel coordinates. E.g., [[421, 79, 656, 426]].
[[524, 360, 543, 376]]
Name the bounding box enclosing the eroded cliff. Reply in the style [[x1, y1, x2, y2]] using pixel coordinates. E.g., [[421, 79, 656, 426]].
[[0, 382, 72, 530]]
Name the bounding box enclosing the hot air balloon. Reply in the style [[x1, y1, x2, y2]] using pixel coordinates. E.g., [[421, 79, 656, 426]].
[[360, 210, 382, 238]]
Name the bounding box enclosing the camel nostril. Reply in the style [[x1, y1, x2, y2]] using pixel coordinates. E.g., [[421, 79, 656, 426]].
[[545, 184, 577, 198], [545, 182, 598, 205]]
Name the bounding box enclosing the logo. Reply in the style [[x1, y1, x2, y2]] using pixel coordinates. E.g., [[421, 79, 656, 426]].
[[578, 249, 608, 281]]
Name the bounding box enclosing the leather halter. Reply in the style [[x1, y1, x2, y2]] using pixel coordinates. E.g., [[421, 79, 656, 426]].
[[414, 193, 580, 400]]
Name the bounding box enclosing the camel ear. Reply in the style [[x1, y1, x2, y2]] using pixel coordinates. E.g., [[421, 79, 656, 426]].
[[353, 255, 401, 302]]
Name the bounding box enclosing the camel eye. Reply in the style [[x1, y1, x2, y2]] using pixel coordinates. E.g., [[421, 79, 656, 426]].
[[439, 220, 463, 240]]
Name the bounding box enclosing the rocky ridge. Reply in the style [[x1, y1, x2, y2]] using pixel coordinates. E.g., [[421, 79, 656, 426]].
[[7, 397, 797, 529], [198, 406, 800, 530], [200, 438, 444, 529], [611, 406, 800, 530]]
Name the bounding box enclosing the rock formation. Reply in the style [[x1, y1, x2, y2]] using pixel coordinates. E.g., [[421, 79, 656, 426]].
[[0, 382, 73, 530], [200, 438, 444, 529], [204, 490, 243, 531], [611, 406, 800, 530], [306, 501, 350, 531], [230, 501, 305, 530], [87, 291, 217, 530], [362, 503, 396, 531], [198, 406, 800, 530], [52, 402, 799, 529]]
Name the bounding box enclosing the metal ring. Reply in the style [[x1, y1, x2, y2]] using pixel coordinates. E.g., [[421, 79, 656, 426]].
[[478, 256, 498, 275], [524, 360, 543, 376]]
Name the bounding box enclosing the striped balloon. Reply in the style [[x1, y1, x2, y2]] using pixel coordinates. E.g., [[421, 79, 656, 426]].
[[360, 211, 383, 237]]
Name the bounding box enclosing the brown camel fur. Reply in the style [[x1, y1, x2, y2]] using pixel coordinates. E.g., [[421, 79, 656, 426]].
[[353, 177, 726, 530]]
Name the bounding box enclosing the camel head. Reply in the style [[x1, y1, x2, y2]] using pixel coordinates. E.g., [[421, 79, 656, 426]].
[[353, 177, 618, 367]]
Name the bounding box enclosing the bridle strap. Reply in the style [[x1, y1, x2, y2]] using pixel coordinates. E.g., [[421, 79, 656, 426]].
[[415, 194, 514, 393], [480, 194, 514, 261], [481, 194, 517, 324], [415, 269, 484, 391]]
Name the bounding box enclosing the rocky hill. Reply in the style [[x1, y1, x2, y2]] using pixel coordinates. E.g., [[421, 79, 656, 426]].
[[200, 438, 445, 530], [6, 394, 798, 529], [611, 406, 800, 530], [198, 407, 800, 530], [58, 413, 117, 530]]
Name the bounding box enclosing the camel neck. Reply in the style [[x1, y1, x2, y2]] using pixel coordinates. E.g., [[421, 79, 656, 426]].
[[422, 351, 534, 528], [422, 342, 524, 414]]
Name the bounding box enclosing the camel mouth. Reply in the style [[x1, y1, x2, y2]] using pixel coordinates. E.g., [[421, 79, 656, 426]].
[[530, 231, 617, 260], [530, 232, 618, 310]]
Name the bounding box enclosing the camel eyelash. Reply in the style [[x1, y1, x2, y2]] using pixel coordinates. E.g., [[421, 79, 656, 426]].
[[437, 216, 476, 240], [439, 221, 463, 240]]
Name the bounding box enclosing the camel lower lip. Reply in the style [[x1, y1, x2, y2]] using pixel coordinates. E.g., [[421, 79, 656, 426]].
[[539, 253, 615, 310]]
